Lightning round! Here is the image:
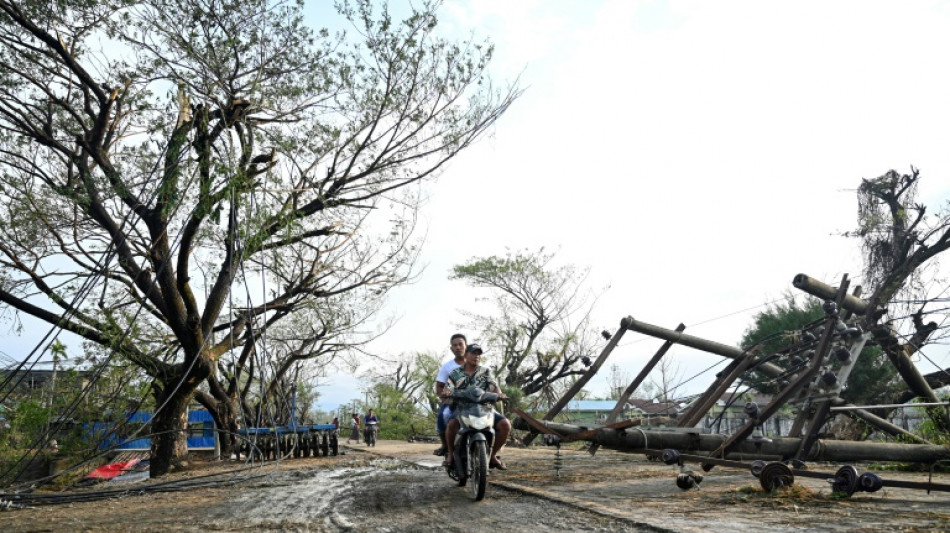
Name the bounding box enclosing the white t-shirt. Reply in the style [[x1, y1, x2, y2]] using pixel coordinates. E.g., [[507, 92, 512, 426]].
[[437, 357, 463, 407], [436, 357, 463, 386]]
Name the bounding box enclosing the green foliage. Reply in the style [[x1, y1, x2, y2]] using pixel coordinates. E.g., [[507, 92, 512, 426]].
[[739, 292, 898, 403], [366, 383, 429, 441], [740, 293, 824, 355], [409, 351, 443, 416], [842, 344, 899, 405], [450, 248, 602, 398], [293, 380, 321, 424], [498, 383, 524, 414], [6, 400, 51, 445], [913, 402, 950, 446]]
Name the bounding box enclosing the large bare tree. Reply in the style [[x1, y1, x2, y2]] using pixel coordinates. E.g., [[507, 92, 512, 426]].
[[849, 168, 950, 429], [0, 0, 518, 475]]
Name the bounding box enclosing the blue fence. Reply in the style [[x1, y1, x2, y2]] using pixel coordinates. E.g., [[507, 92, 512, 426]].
[[86, 409, 217, 451]]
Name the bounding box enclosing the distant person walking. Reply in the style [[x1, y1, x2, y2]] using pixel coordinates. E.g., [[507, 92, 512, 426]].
[[347, 413, 361, 444]]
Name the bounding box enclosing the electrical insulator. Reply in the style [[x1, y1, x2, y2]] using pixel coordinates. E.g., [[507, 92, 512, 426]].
[[822, 300, 838, 316], [835, 346, 851, 362]]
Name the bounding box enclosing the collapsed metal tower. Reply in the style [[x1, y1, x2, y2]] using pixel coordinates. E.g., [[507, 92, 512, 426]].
[[515, 273, 950, 496]]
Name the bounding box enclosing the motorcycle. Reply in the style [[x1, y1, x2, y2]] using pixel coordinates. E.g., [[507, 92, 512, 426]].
[[446, 386, 499, 501], [364, 420, 378, 446]]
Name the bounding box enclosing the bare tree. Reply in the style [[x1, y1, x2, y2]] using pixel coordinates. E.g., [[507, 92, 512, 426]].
[[0, 0, 519, 475], [605, 363, 631, 400], [848, 168, 950, 429], [646, 356, 683, 412], [451, 249, 604, 398]]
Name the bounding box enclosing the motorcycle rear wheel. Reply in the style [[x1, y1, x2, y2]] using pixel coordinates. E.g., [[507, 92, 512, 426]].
[[470, 440, 488, 501]]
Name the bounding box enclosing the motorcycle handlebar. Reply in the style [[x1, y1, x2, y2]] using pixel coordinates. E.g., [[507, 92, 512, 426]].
[[453, 395, 505, 404]]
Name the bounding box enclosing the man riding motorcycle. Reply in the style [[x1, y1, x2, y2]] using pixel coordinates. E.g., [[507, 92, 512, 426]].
[[441, 343, 511, 471], [363, 409, 379, 446]]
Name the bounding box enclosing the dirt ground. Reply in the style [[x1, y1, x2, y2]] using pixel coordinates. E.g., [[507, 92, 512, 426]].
[[2, 440, 949, 532]]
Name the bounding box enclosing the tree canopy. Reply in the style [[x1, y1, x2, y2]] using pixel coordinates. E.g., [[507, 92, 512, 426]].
[[450, 249, 603, 406], [740, 293, 898, 406], [0, 0, 519, 476]]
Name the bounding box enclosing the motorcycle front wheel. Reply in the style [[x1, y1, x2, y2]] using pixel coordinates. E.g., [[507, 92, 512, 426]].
[[455, 447, 467, 487], [469, 440, 488, 501]]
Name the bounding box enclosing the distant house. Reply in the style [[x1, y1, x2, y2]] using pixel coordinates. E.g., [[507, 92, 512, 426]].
[[683, 391, 793, 436], [562, 400, 622, 425], [0, 368, 92, 396], [562, 399, 685, 425], [626, 398, 683, 423]]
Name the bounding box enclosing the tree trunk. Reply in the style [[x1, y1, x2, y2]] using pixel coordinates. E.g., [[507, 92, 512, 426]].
[[150, 391, 190, 477], [871, 325, 950, 432], [217, 400, 240, 458], [195, 389, 240, 458]]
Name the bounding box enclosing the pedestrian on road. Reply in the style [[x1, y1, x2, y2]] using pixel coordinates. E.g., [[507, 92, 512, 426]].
[[347, 413, 361, 443]]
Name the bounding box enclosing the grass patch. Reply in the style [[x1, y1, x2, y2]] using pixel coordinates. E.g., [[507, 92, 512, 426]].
[[717, 483, 828, 507], [865, 461, 950, 473]]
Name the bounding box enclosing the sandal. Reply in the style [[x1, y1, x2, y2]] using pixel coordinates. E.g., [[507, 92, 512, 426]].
[[433, 446, 446, 456], [442, 458, 453, 468], [489, 456, 507, 470]]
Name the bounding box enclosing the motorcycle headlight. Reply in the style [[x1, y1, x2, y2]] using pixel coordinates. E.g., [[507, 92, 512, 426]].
[[461, 413, 492, 430]]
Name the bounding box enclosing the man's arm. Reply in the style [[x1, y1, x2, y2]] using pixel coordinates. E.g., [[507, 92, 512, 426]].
[[484, 368, 506, 398], [441, 371, 458, 398], [435, 361, 451, 398]]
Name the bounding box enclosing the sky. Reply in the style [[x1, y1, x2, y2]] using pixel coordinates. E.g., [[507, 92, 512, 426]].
[[4, 1, 950, 415], [313, 0, 950, 411]]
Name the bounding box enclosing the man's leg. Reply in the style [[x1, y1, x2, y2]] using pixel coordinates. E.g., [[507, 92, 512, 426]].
[[490, 415, 510, 469], [444, 418, 459, 466], [436, 433, 447, 454], [434, 405, 448, 455]]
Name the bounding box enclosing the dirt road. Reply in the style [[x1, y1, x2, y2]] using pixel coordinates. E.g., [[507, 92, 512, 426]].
[[2, 440, 949, 532]]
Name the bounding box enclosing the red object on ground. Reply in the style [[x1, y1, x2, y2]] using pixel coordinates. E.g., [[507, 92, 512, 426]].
[[87, 459, 141, 480]]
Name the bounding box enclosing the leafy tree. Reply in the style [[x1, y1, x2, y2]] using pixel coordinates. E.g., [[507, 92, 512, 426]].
[[739, 293, 898, 405], [0, 0, 518, 476], [1, 401, 51, 457], [364, 381, 429, 441], [363, 351, 440, 420], [450, 249, 603, 402], [0, 339, 153, 470], [740, 294, 827, 358]]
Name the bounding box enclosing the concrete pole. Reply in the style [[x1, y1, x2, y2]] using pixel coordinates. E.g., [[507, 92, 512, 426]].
[[623, 317, 784, 379], [513, 418, 950, 464]]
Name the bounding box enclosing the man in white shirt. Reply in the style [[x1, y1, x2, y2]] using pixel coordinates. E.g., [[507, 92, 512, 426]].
[[433, 333, 466, 456]]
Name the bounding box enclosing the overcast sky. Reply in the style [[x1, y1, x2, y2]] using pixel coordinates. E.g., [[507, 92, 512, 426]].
[[314, 0, 950, 411]]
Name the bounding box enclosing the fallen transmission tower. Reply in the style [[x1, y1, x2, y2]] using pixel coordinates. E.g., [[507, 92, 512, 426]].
[[515, 273, 950, 497]]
